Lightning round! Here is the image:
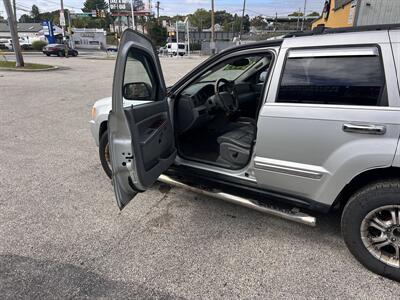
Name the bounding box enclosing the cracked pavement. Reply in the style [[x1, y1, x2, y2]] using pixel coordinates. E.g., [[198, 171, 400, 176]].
[[1, 55, 399, 299]]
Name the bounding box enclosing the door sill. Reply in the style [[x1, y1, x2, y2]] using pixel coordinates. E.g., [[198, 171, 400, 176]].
[[165, 165, 331, 213], [158, 174, 316, 226]]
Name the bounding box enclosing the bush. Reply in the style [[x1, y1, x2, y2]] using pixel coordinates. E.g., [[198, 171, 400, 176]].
[[32, 40, 47, 51]]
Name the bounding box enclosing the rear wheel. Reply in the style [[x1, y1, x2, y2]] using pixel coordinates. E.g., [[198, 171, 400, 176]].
[[46, 53, 50, 56], [57, 51, 63, 57], [99, 130, 112, 179], [342, 180, 400, 281]]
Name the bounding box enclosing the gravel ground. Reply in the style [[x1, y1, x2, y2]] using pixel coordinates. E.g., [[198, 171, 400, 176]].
[[0, 55, 399, 299]]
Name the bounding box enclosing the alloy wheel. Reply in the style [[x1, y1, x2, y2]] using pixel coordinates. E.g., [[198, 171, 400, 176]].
[[361, 205, 400, 268]]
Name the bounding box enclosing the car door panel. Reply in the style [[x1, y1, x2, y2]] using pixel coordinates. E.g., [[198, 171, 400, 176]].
[[109, 29, 176, 210], [124, 101, 176, 184]]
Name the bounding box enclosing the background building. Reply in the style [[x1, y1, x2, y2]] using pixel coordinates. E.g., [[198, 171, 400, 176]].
[[312, 0, 400, 29], [0, 23, 42, 39]]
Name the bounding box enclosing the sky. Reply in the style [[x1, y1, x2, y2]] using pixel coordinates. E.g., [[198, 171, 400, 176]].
[[1, 0, 325, 19]]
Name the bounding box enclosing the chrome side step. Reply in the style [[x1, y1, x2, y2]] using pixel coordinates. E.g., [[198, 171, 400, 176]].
[[158, 174, 316, 227]]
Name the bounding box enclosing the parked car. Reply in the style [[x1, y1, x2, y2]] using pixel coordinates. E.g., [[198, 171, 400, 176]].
[[42, 44, 78, 57], [0, 39, 14, 50], [90, 25, 400, 281], [106, 46, 118, 54]]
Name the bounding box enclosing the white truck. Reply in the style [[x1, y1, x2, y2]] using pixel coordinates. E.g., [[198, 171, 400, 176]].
[[166, 42, 186, 56]]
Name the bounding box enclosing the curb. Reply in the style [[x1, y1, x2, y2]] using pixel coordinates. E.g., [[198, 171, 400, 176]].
[[0, 52, 43, 55], [0, 65, 59, 72]]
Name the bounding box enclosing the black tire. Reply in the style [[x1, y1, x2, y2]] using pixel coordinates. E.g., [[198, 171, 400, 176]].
[[73, 51, 78, 57], [57, 51, 63, 57], [341, 179, 400, 282], [46, 53, 50, 56], [99, 130, 112, 179]]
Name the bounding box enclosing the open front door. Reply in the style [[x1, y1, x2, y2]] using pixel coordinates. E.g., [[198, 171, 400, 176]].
[[109, 30, 176, 209]]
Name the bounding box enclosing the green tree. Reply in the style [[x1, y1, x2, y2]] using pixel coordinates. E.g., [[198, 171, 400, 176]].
[[242, 14, 251, 32], [82, 0, 108, 12], [147, 20, 167, 46], [31, 4, 40, 22], [188, 9, 211, 31], [307, 11, 320, 16], [288, 11, 304, 17], [250, 16, 266, 29], [215, 10, 233, 25], [19, 14, 34, 23]]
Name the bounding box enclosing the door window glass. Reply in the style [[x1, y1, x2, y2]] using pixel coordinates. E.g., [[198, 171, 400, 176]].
[[123, 49, 159, 101], [277, 54, 386, 106]]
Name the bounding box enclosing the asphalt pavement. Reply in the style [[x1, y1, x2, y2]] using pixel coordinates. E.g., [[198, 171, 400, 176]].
[[1, 55, 399, 299]]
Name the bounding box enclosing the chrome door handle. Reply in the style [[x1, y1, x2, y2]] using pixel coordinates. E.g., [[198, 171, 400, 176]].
[[342, 123, 386, 135]]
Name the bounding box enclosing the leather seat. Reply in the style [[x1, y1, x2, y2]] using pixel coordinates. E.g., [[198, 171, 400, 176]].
[[217, 124, 255, 168]]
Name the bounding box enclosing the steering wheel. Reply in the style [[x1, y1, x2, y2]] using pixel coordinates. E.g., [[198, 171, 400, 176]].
[[214, 78, 239, 113]]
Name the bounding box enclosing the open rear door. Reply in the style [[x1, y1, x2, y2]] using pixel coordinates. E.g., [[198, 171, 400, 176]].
[[108, 30, 176, 209]]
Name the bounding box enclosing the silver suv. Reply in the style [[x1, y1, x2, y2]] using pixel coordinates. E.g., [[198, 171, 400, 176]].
[[91, 25, 400, 281]]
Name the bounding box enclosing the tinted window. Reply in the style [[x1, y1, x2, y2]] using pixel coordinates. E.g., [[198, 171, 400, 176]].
[[277, 55, 386, 106]]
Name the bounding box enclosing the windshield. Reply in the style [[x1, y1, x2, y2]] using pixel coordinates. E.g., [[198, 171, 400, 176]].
[[199, 56, 263, 82]]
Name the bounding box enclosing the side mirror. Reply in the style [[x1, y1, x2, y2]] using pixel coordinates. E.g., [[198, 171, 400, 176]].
[[259, 70, 268, 82], [123, 82, 152, 100]]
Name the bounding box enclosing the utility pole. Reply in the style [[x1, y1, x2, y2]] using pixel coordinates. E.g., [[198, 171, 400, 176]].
[[67, 9, 72, 48], [156, 1, 160, 20], [60, 0, 68, 57], [239, 0, 246, 43], [130, 0, 135, 29], [211, 0, 215, 54], [117, 0, 122, 36], [12, 0, 15, 20], [175, 19, 178, 44], [301, 0, 307, 31], [184, 16, 190, 57], [3, 0, 24, 67], [296, 8, 300, 30]]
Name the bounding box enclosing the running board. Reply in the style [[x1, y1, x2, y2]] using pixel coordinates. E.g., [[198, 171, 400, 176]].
[[158, 174, 316, 227]]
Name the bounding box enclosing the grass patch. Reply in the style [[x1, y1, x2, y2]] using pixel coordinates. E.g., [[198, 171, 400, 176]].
[[0, 60, 54, 70]]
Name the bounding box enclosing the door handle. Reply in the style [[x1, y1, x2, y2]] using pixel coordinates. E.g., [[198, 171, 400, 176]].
[[342, 123, 386, 135]]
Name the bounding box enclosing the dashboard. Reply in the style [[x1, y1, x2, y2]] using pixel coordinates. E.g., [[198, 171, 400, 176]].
[[176, 82, 217, 133], [176, 81, 261, 134]]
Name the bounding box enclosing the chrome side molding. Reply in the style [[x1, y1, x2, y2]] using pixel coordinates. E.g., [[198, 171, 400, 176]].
[[253, 157, 327, 180], [158, 174, 316, 227]]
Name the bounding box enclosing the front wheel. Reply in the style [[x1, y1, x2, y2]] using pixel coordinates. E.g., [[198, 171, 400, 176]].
[[99, 131, 112, 179], [342, 180, 400, 281]]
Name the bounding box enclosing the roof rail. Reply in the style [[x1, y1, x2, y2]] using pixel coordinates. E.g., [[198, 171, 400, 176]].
[[283, 23, 400, 38]]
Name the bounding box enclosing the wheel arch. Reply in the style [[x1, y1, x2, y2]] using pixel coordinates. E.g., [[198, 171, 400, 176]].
[[99, 120, 108, 140], [333, 166, 400, 211]]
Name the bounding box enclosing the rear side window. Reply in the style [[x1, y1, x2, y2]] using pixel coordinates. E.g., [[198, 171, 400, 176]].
[[277, 51, 386, 106]]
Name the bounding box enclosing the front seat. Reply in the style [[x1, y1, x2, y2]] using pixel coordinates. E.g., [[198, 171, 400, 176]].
[[217, 124, 255, 168]]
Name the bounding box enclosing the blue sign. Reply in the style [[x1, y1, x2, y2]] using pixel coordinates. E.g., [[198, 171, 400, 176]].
[[42, 20, 56, 44]]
